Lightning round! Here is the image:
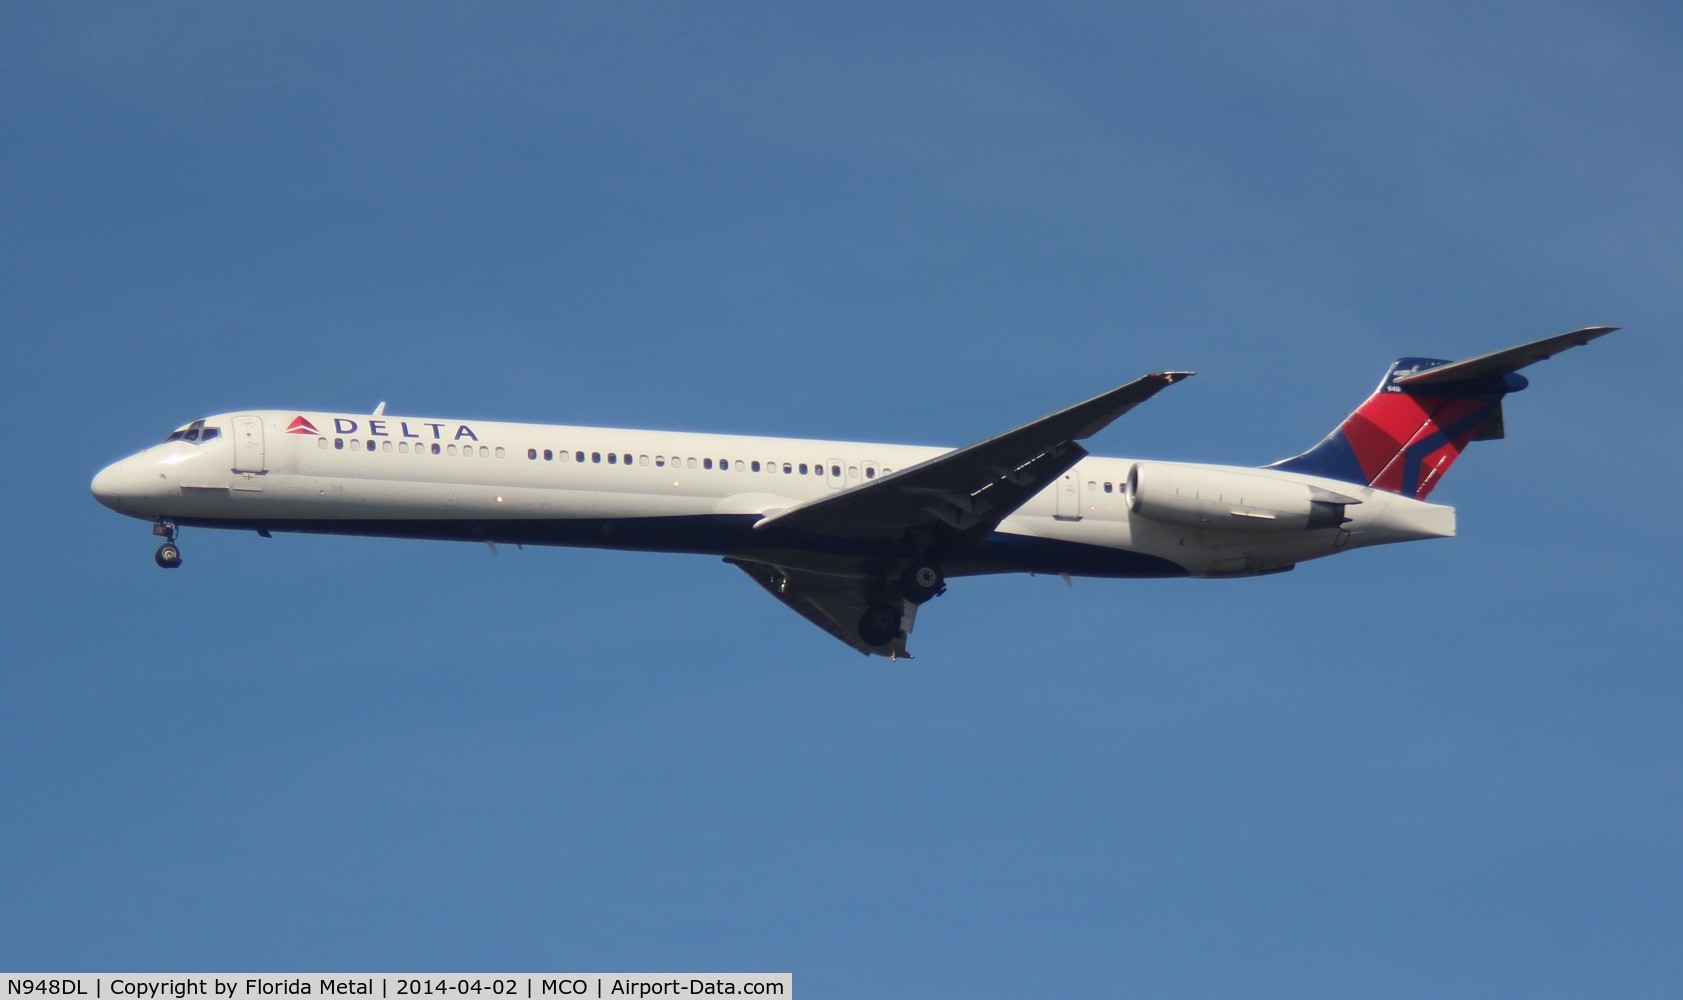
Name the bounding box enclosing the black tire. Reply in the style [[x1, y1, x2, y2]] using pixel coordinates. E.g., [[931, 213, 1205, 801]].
[[901, 561, 945, 605], [155, 543, 182, 569], [858, 603, 901, 647]]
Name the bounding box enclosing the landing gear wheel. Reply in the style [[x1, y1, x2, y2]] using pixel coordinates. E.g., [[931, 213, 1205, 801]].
[[900, 561, 946, 605], [155, 543, 182, 569], [858, 603, 902, 648]]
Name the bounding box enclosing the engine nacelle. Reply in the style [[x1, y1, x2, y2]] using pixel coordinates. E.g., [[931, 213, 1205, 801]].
[[1127, 463, 1358, 532]]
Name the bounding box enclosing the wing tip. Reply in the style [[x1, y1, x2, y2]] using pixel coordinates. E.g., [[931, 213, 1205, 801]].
[[1571, 324, 1620, 345]]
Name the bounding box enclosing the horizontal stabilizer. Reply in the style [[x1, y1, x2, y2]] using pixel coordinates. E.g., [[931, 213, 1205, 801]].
[[1394, 326, 1618, 386]]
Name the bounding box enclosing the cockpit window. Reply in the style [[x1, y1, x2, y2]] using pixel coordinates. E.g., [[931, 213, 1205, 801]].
[[163, 419, 220, 445]]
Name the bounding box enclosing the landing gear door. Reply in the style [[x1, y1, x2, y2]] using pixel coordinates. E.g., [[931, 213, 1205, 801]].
[[232, 415, 266, 475]]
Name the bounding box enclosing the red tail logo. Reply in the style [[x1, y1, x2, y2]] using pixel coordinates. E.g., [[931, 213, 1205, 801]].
[[286, 415, 320, 435]]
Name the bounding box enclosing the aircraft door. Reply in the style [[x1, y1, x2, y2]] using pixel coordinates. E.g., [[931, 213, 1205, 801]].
[[232, 415, 266, 475], [1055, 471, 1082, 521]]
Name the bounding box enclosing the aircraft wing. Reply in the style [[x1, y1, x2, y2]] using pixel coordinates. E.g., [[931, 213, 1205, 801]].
[[753, 371, 1192, 550], [728, 558, 918, 658]]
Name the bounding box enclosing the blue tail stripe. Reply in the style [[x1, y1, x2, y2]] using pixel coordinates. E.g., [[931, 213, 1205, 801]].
[[1270, 430, 1366, 484]]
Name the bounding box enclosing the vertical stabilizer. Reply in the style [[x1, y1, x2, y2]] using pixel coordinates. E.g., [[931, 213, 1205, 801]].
[[1267, 327, 1616, 500]]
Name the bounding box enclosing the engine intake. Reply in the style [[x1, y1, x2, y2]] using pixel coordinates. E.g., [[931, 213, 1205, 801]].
[[1128, 463, 1358, 532]]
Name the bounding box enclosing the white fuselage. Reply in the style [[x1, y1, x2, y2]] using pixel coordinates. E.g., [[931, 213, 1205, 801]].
[[92, 409, 1455, 580]]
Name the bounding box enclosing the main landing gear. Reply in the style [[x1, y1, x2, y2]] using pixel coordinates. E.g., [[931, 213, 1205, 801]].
[[855, 560, 948, 649], [153, 519, 182, 569], [858, 603, 902, 648], [900, 560, 946, 605]]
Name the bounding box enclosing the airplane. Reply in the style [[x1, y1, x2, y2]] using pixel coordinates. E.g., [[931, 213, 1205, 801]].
[[91, 326, 1615, 658]]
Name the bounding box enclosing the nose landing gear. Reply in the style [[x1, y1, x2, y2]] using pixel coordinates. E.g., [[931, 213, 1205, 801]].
[[153, 519, 183, 569]]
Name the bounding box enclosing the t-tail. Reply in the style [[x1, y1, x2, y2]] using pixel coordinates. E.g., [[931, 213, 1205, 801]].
[[1268, 326, 1617, 500]]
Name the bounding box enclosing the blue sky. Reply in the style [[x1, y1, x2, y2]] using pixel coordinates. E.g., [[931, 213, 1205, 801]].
[[4, 3, 1680, 995]]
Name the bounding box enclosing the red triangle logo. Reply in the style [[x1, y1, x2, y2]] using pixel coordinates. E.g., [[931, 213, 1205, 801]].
[[286, 415, 320, 435]]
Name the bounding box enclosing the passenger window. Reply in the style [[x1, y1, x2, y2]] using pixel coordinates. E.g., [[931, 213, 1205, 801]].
[[529, 448, 538, 460], [655, 456, 665, 468], [703, 458, 713, 470], [481, 446, 491, 458], [1104, 482, 1114, 494], [350, 439, 362, 452], [575, 451, 584, 462], [866, 467, 876, 479], [751, 461, 761, 472], [831, 465, 841, 478], [799, 463, 808, 475], [848, 466, 858, 478], [318, 438, 328, 450], [735, 460, 745, 472], [366, 440, 376, 452], [333, 438, 343, 450], [382, 441, 393, 453], [592, 452, 601, 463], [399, 442, 409, 453], [431, 443, 441, 455], [687, 457, 697, 469], [783, 463, 792, 474], [640, 455, 649, 467]]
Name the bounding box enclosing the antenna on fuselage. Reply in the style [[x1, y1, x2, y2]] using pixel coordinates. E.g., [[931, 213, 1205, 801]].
[[373, 402, 387, 416]]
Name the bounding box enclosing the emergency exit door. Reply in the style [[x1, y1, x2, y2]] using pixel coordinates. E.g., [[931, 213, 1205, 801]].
[[1054, 471, 1082, 521]]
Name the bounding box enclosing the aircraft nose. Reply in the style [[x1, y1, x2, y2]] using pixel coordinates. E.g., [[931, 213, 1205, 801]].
[[91, 460, 127, 510]]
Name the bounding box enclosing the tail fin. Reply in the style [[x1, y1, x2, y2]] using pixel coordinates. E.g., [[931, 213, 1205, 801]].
[[1268, 326, 1617, 500]]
